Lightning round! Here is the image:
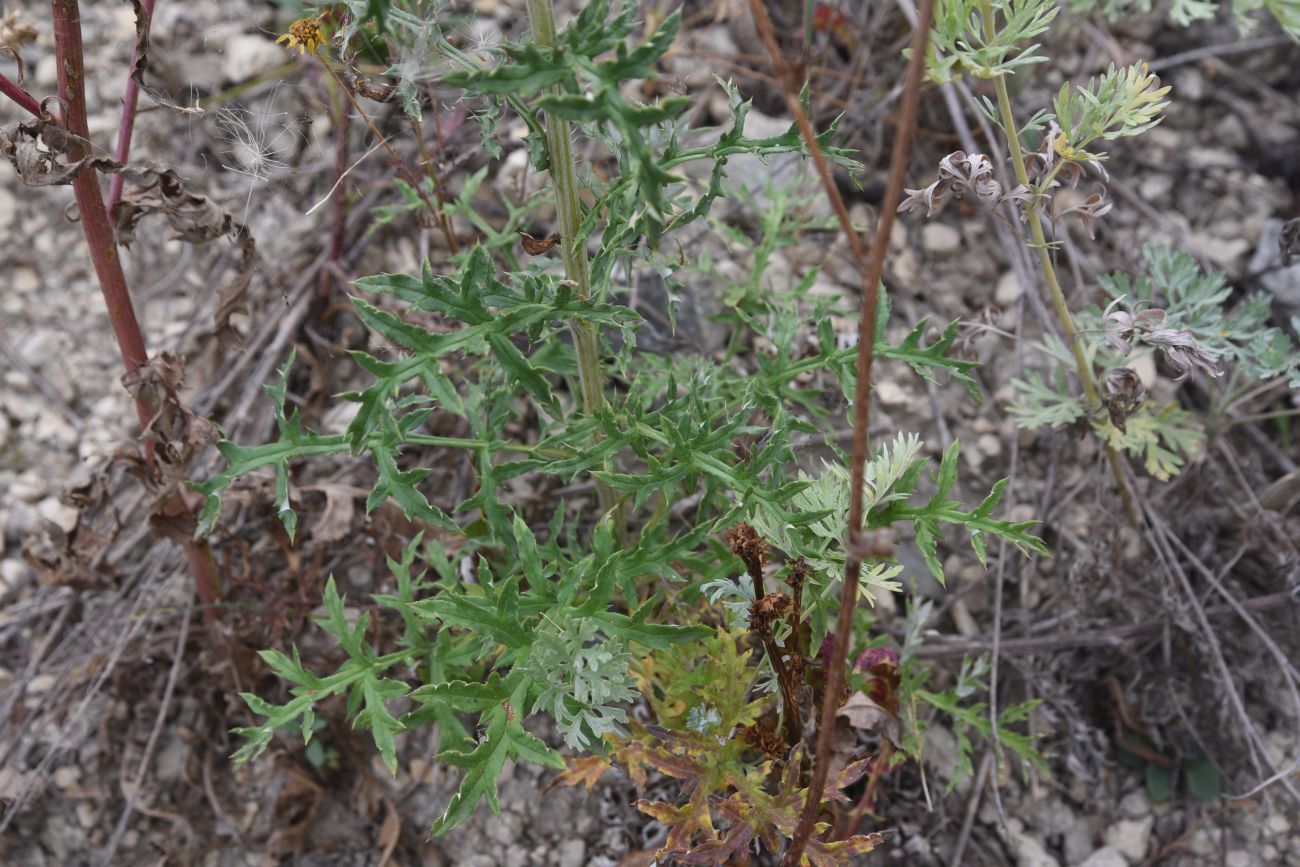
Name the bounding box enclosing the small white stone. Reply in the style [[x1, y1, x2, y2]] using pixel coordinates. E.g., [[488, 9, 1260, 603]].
[[27, 673, 57, 694], [1118, 789, 1151, 819], [0, 186, 16, 231], [32, 411, 78, 448], [976, 433, 1002, 460], [1105, 816, 1153, 862], [1007, 828, 1060, 867], [0, 558, 26, 589], [922, 223, 962, 255], [1078, 847, 1127, 867], [875, 380, 909, 407], [52, 766, 81, 790], [1225, 850, 1252, 867], [37, 497, 79, 533], [995, 271, 1020, 307], [221, 34, 286, 84], [1138, 174, 1173, 202], [1186, 147, 1237, 170], [556, 839, 586, 867]]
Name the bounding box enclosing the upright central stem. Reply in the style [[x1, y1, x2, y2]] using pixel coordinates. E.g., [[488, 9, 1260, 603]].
[[979, 0, 1137, 523], [524, 0, 620, 531]]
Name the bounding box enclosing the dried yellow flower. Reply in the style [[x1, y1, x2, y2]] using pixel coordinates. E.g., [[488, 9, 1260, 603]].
[[276, 17, 325, 55]]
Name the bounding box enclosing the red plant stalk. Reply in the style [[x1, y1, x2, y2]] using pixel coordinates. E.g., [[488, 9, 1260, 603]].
[[105, 0, 155, 218], [0, 72, 42, 117], [742, 0, 936, 862], [50, 0, 220, 613]]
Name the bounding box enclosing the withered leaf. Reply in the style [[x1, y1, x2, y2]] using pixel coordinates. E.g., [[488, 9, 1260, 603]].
[[546, 754, 613, 794], [837, 691, 901, 746], [519, 230, 562, 255]]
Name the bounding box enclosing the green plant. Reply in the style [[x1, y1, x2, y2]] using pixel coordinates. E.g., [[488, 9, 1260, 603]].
[[1068, 0, 1300, 40], [198, 0, 1048, 859], [900, 0, 1298, 500]]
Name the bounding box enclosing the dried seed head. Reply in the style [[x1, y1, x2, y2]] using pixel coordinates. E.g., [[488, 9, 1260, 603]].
[[1141, 327, 1222, 380], [725, 523, 768, 581], [899, 152, 1035, 219], [1057, 188, 1113, 239], [748, 592, 791, 637], [1101, 367, 1145, 432], [1103, 297, 1165, 354]]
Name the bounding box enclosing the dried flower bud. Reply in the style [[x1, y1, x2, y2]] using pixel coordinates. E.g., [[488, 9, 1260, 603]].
[[1103, 298, 1165, 354], [1057, 189, 1113, 239], [1140, 328, 1222, 380], [898, 180, 948, 217], [1101, 367, 1145, 431], [725, 522, 768, 581]]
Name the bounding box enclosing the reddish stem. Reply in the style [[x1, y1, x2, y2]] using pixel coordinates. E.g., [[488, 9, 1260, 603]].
[[743, 0, 935, 862], [0, 72, 42, 117], [51, 0, 152, 421], [105, 0, 155, 218], [50, 0, 220, 615]]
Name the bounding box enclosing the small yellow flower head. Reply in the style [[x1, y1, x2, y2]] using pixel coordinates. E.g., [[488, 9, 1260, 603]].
[[276, 17, 325, 55]]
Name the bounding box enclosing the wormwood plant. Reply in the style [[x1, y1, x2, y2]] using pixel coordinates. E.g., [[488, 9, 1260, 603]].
[[901, 0, 1299, 493], [198, 1, 1048, 858]]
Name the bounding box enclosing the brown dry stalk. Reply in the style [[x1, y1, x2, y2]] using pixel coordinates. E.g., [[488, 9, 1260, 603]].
[[49, 0, 220, 615], [742, 0, 936, 861]]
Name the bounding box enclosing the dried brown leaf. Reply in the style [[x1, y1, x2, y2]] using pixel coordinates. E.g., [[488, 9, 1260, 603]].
[[519, 230, 562, 255]]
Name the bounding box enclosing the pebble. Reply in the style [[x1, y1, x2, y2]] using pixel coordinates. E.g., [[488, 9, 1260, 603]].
[[1226, 850, 1253, 867], [1118, 789, 1151, 819], [995, 271, 1020, 307], [1186, 147, 1238, 170], [976, 433, 1002, 460], [53, 766, 81, 790], [1078, 847, 1127, 867], [1191, 231, 1251, 267], [875, 380, 910, 407], [37, 497, 79, 533], [0, 413, 10, 451], [19, 329, 62, 369], [1138, 174, 1173, 202], [555, 839, 586, 867], [0, 186, 15, 230], [221, 34, 286, 84], [922, 223, 962, 255], [1063, 815, 1096, 865], [31, 411, 79, 448], [1105, 815, 1153, 862], [0, 559, 24, 589]]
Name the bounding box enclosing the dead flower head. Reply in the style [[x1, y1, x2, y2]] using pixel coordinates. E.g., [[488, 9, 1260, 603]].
[[1101, 367, 1145, 431], [1103, 297, 1165, 354], [276, 17, 326, 55], [1057, 188, 1113, 239], [899, 151, 1033, 219], [1102, 297, 1221, 379], [1141, 327, 1222, 380]]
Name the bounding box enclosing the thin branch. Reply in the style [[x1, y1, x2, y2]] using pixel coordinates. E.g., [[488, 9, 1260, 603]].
[[741, 0, 935, 861], [105, 0, 156, 218], [0, 71, 42, 117]]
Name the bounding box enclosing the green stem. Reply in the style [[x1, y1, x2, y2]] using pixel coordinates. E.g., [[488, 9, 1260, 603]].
[[979, 0, 1138, 525], [524, 0, 624, 538]]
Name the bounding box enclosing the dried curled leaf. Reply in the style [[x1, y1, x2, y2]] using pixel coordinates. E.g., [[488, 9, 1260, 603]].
[[113, 167, 257, 347], [518, 230, 562, 255]]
